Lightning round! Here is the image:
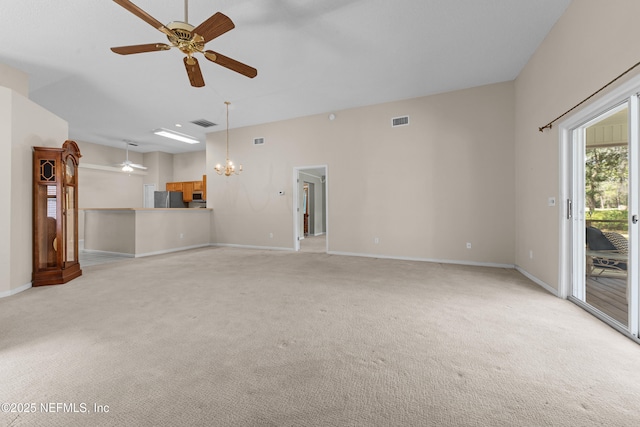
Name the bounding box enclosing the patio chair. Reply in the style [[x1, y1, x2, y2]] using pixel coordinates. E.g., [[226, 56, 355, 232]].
[[585, 226, 628, 277]]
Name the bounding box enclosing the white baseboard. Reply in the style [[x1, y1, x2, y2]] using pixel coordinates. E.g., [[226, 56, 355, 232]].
[[134, 244, 212, 258], [515, 265, 559, 297], [81, 248, 135, 257], [82, 244, 211, 258], [328, 250, 515, 269], [211, 243, 294, 252], [0, 282, 32, 298]]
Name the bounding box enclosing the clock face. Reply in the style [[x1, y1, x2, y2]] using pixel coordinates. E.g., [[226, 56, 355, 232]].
[[65, 157, 75, 185]]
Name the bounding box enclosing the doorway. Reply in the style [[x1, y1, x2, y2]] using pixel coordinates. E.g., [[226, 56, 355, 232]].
[[293, 166, 328, 252], [561, 83, 640, 339], [143, 184, 156, 208]]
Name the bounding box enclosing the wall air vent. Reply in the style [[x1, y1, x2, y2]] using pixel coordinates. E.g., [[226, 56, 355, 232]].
[[190, 119, 217, 128], [392, 116, 410, 127], [253, 137, 265, 146]]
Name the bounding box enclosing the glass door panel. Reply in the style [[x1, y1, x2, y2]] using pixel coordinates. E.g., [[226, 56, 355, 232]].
[[579, 104, 630, 327], [65, 187, 76, 263]]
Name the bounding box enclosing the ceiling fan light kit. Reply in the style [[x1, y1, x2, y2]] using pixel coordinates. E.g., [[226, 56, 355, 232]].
[[111, 0, 257, 87], [115, 141, 147, 172]]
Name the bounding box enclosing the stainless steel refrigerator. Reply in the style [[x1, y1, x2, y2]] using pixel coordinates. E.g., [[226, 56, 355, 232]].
[[154, 191, 186, 208]]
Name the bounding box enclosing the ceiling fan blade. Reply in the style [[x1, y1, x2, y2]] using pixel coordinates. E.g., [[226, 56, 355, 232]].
[[184, 57, 205, 87], [113, 0, 175, 37], [204, 51, 257, 78], [111, 43, 171, 55], [192, 12, 235, 43], [130, 163, 148, 170]]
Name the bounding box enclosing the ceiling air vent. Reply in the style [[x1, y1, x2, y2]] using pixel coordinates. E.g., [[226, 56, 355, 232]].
[[392, 115, 409, 127], [190, 119, 217, 128], [253, 137, 265, 146]]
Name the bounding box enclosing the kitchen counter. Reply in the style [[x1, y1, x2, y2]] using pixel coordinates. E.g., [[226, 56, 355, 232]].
[[83, 208, 212, 257]]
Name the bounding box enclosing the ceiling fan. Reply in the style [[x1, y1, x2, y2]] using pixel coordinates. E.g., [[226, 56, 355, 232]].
[[110, 0, 257, 87], [115, 141, 147, 172]]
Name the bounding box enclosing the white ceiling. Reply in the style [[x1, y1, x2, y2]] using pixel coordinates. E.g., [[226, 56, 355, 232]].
[[1, 0, 572, 154]]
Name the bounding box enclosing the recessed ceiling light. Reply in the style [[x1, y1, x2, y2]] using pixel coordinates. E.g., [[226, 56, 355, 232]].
[[175, 123, 182, 127], [153, 128, 200, 144]]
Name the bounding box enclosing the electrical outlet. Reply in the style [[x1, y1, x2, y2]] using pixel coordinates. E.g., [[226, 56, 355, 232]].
[[548, 197, 556, 207], [529, 250, 533, 259], [269, 232, 274, 238], [466, 242, 472, 249], [374, 237, 380, 244], [180, 233, 184, 239]]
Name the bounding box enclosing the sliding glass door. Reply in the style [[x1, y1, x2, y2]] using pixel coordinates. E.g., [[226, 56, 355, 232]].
[[569, 98, 639, 337]]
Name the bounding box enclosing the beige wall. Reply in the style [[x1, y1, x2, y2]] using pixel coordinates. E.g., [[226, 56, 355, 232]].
[[0, 63, 28, 97], [76, 140, 146, 209], [84, 209, 211, 256], [172, 151, 206, 182], [0, 88, 12, 295], [75, 140, 147, 241], [144, 151, 174, 191], [514, 0, 640, 291], [208, 82, 516, 265], [0, 85, 68, 297]]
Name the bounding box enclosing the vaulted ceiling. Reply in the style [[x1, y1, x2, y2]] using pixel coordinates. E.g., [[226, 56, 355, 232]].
[[0, 0, 571, 153]]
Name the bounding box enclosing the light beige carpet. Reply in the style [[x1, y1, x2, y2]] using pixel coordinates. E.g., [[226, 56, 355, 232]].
[[299, 235, 326, 253], [2, 247, 640, 426]]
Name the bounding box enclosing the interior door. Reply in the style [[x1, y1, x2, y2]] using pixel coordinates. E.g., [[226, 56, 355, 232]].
[[570, 100, 639, 335], [144, 184, 156, 208]]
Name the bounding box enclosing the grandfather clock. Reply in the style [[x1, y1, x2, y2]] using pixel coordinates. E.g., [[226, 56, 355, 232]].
[[32, 140, 82, 286]]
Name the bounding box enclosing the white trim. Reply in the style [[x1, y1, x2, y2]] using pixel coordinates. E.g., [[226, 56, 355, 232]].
[[211, 243, 294, 252], [558, 126, 572, 299], [515, 266, 559, 297], [628, 94, 640, 335], [330, 250, 515, 269], [81, 249, 135, 257], [134, 243, 211, 258], [82, 244, 211, 258], [293, 168, 300, 251], [0, 282, 32, 298]]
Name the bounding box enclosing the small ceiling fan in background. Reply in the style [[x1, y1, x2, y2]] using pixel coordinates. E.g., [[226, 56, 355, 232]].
[[110, 0, 257, 87], [115, 141, 147, 172]]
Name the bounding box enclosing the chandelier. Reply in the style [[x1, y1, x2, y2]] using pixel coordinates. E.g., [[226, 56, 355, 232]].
[[215, 101, 242, 176]]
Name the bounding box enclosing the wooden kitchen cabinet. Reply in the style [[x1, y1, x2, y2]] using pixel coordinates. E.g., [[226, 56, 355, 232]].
[[182, 182, 194, 202], [166, 182, 183, 192], [166, 175, 206, 202]]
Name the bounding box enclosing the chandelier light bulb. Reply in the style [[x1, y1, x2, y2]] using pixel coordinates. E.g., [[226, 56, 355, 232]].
[[215, 101, 243, 177]]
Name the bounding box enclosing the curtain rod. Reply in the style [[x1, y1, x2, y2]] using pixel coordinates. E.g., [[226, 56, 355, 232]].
[[538, 59, 640, 132]]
